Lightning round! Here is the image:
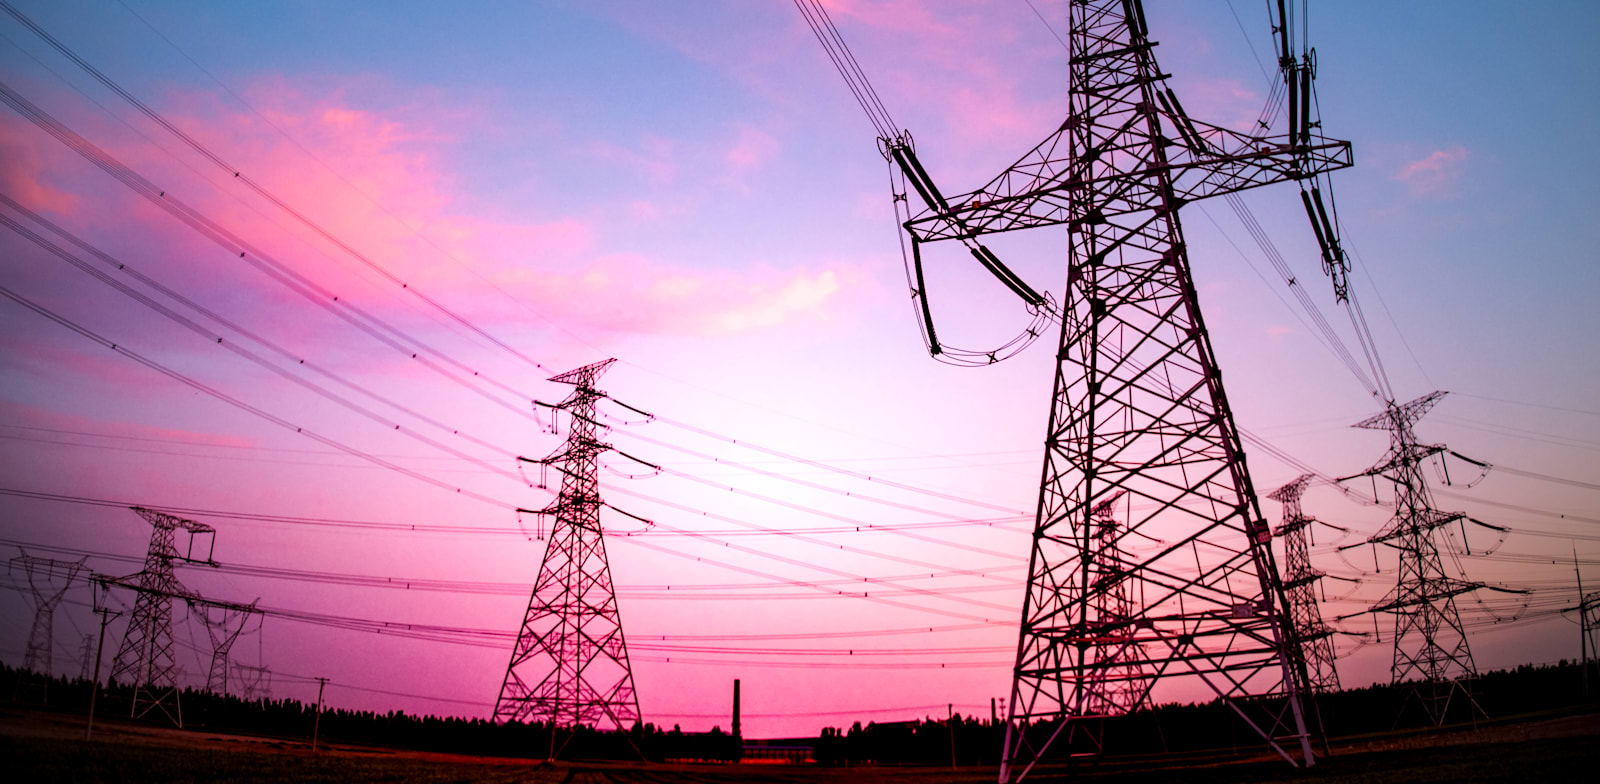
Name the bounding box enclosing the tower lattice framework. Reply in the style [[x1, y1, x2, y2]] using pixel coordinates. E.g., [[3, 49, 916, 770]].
[[1268, 475, 1341, 693], [107, 506, 217, 725], [494, 358, 642, 737], [199, 603, 259, 694], [8, 550, 89, 678], [1085, 492, 1143, 716], [879, 2, 1352, 777], [233, 662, 272, 701], [1343, 391, 1486, 724]]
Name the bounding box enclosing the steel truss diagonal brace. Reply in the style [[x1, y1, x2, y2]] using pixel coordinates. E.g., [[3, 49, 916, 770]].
[[980, 3, 1318, 780]]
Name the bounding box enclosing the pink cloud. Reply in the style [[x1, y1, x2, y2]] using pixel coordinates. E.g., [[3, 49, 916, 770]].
[[593, 0, 1062, 168], [0, 116, 82, 216], [0, 327, 181, 393], [726, 126, 780, 171], [588, 136, 679, 185], [626, 200, 663, 222], [1178, 77, 1265, 133], [491, 253, 850, 337], [0, 398, 255, 448], [821, 0, 961, 37], [1394, 146, 1468, 197], [6, 78, 849, 343]]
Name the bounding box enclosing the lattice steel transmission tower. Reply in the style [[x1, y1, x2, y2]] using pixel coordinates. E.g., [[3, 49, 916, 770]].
[[106, 506, 219, 725], [233, 662, 273, 701], [1084, 492, 1145, 715], [8, 550, 88, 678], [874, 2, 1351, 777], [199, 603, 259, 694], [1342, 391, 1489, 725], [79, 633, 95, 681], [494, 358, 643, 743], [1268, 476, 1341, 693]]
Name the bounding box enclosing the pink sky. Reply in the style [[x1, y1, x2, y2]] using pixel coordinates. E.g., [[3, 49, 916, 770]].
[[1, 0, 1598, 740]]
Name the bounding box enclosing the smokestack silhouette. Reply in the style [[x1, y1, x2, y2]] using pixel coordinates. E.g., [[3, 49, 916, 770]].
[[732, 679, 743, 763]]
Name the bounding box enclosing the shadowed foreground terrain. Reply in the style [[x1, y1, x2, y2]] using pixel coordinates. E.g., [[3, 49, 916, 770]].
[[3, 705, 1596, 783]]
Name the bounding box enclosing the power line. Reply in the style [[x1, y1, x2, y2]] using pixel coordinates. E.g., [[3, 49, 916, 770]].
[[0, 76, 545, 427], [0, 200, 527, 485], [106, 0, 600, 363], [0, 0, 552, 376], [0, 282, 513, 509]]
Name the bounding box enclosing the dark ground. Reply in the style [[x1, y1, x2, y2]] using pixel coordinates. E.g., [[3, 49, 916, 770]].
[[2, 704, 1596, 782]]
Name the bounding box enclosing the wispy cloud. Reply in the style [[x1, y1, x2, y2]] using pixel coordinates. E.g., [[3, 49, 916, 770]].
[[1394, 146, 1468, 198], [4, 78, 849, 345], [726, 126, 780, 172], [0, 116, 82, 216]]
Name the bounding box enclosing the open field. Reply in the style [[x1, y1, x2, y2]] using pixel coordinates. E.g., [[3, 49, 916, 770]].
[[3, 705, 1596, 782]]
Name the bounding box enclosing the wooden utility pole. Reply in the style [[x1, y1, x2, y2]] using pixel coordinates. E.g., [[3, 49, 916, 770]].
[[311, 677, 329, 752], [1578, 546, 1589, 698], [84, 605, 119, 741]]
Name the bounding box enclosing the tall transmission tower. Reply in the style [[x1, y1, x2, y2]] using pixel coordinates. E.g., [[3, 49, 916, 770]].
[[8, 550, 89, 678], [1268, 476, 1341, 693], [104, 506, 257, 726], [1341, 391, 1495, 725], [494, 358, 644, 746], [868, 2, 1352, 777]]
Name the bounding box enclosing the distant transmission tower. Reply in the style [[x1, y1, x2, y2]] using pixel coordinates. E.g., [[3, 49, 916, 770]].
[[494, 358, 644, 746], [79, 633, 96, 682], [199, 603, 259, 694], [1342, 391, 1496, 725], [8, 550, 89, 678], [232, 662, 272, 702], [1268, 476, 1341, 693], [1085, 492, 1145, 715], [866, 1, 1350, 776]]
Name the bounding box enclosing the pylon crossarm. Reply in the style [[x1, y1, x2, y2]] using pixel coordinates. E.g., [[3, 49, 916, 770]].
[[1368, 510, 1466, 545], [903, 126, 1350, 244]]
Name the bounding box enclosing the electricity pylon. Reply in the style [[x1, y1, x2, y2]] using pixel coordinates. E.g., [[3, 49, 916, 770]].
[[494, 358, 643, 748], [1085, 492, 1145, 715], [8, 550, 88, 678], [199, 602, 259, 694], [878, 2, 1351, 777], [79, 633, 95, 682], [1268, 475, 1341, 693], [106, 506, 227, 726], [1342, 391, 1492, 725], [233, 662, 272, 701]]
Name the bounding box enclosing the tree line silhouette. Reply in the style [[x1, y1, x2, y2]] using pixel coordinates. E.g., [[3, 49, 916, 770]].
[[3, 659, 1593, 765]]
